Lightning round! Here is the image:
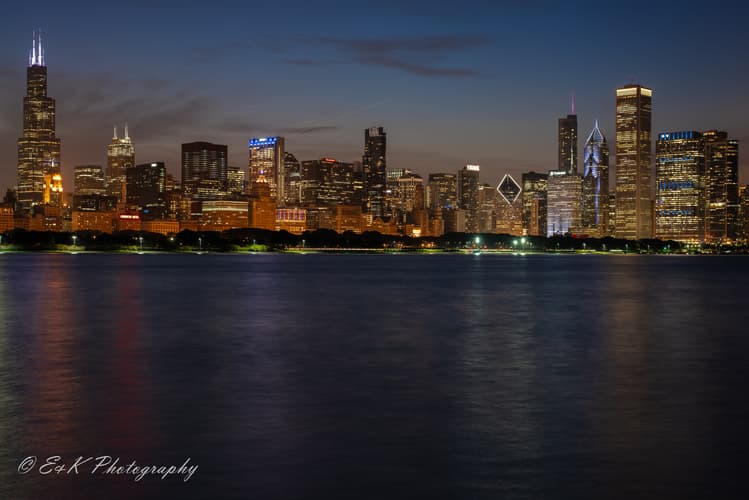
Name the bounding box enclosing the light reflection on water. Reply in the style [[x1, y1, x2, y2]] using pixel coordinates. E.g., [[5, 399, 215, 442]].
[[0, 253, 747, 499]]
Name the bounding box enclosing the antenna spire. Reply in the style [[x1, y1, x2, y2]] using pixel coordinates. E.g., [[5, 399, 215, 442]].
[[124, 122, 129, 139], [113, 125, 118, 140], [571, 93, 575, 115], [31, 29, 36, 66]]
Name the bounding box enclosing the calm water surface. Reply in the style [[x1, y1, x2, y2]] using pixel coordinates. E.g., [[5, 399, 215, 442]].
[[0, 253, 747, 499]]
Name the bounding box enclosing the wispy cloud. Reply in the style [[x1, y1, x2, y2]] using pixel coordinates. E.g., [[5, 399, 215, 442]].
[[289, 34, 490, 78], [280, 125, 339, 134]]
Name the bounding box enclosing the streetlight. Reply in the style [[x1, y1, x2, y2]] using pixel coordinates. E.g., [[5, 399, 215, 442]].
[[198, 237, 202, 252], [72, 234, 77, 248], [302, 239, 305, 249]]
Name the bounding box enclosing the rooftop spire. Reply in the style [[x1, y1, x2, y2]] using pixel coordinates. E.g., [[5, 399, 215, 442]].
[[113, 125, 118, 140], [124, 122, 129, 139], [29, 29, 44, 66], [571, 93, 575, 115]]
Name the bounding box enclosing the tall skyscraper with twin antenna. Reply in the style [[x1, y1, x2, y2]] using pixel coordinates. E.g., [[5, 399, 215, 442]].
[[17, 30, 61, 211], [107, 124, 135, 200]]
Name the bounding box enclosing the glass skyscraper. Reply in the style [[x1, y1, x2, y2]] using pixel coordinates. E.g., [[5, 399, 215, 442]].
[[655, 131, 704, 243], [249, 137, 285, 204], [703, 130, 739, 242], [558, 112, 578, 174], [362, 127, 387, 217], [615, 84, 652, 240], [458, 165, 480, 232], [581, 120, 609, 235], [547, 170, 582, 236], [182, 141, 228, 199], [521, 172, 547, 236]]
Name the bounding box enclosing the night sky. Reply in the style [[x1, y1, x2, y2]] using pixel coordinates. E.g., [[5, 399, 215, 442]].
[[1, 0, 747, 192]]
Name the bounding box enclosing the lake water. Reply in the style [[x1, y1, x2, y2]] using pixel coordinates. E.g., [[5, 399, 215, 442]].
[[0, 253, 747, 499]]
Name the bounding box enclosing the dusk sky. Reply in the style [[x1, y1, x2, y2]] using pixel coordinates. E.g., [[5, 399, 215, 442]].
[[1, 0, 748, 192]]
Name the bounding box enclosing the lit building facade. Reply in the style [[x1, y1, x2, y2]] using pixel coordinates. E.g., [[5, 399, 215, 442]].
[[74, 165, 106, 195], [521, 171, 547, 236], [655, 131, 705, 243], [249, 137, 285, 204], [106, 125, 135, 200], [17, 31, 61, 211], [226, 165, 245, 194], [495, 174, 523, 235], [581, 121, 610, 235], [427, 173, 458, 210], [703, 130, 739, 242], [181, 141, 228, 198], [458, 165, 480, 232], [362, 127, 387, 217], [547, 170, 582, 236], [615, 84, 653, 240]]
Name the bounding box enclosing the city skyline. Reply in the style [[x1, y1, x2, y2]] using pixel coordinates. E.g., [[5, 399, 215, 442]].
[[1, 1, 748, 194]]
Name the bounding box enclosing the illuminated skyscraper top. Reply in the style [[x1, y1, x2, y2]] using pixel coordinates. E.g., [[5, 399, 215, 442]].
[[107, 124, 136, 200], [17, 30, 61, 211]]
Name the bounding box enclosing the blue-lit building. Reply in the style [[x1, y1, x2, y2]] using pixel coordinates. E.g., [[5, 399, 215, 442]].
[[249, 136, 285, 204], [581, 120, 609, 235], [655, 131, 705, 243]]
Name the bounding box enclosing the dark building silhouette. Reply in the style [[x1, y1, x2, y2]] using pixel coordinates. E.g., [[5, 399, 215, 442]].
[[458, 165, 480, 232], [558, 104, 578, 174], [363, 126, 387, 217], [127, 162, 166, 219]]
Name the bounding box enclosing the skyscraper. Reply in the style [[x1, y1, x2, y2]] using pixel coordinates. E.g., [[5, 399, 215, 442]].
[[615, 84, 653, 240], [495, 174, 523, 235], [74, 165, 106, 195], [703, 130, 739, 242], [521, 172, 547, 236], [17, 30, 61, 211], [126, 162, 166, 219], [558, 103, 578, 174], [547, 170, 582, 236], [107, 125, 135, 200], [581, 120, 610, 235], [426, 173, 458, 210], [655, 131, 705, 243], [181, 141, 228, 198], [249, 137, 285, 205], [362, 127, 387, 217], [283, 152, 301, 206], [458, 165, 480, 232]]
